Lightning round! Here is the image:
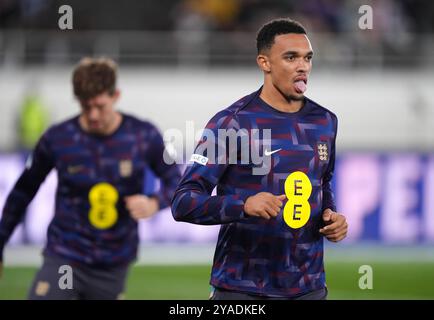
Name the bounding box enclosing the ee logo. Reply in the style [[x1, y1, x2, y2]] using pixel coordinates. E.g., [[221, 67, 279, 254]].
[[88, 182, 119, 229], [283, 171, 312, 229]]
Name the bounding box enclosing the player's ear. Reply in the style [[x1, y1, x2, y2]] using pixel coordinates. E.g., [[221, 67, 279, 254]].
[[112, 89, 121, 101], [115, 89, 121, 98], [256, 54, 271, 73]]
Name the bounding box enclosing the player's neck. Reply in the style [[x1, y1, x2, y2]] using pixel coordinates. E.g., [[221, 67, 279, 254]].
[[79, 112, 123, 136], [104, 112, 123, 135], [260, 85, 304, 113]]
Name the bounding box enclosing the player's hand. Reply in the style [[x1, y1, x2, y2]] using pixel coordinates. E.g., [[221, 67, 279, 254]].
[[319, 208, 348, 242], [124, 195, 159, 221], [244, 192, 286, 220]]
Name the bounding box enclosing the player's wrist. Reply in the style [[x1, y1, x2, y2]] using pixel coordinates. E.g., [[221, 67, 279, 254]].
[[148, 196, 160, 213], [148, 194, 162, 211], [322, 206, 336, 213], [243, 196, 256, 216]]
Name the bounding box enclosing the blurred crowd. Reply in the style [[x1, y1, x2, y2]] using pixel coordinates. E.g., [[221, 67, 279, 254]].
[[1, 0, 433, 33], [0, 0, 433, 67]]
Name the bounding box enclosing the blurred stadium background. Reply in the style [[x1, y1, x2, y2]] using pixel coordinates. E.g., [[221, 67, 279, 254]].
[[1, 0, 434, 299]]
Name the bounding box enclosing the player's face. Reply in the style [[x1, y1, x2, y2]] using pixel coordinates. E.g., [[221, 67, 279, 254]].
[[79, 91, 119, 135], [264, 33, 313, 101]]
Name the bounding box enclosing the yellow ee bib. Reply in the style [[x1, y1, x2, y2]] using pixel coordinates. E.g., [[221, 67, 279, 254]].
[[283, 171, 312, 229], [88, 182, 119, 230]]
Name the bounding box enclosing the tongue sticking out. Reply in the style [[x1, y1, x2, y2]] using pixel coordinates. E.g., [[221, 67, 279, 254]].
[[294, 80, 307, 94]]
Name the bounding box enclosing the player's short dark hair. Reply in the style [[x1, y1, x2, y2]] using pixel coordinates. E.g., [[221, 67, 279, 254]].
[[72, 57, 117, 100], [256, 18, 307, 53]]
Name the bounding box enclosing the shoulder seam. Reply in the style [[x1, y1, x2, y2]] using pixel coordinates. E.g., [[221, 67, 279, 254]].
[[306, 97, 337, 120]]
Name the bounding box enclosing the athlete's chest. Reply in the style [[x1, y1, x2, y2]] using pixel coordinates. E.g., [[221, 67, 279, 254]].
[[237, 113, 335, 176], [53, 132, 148, 183]]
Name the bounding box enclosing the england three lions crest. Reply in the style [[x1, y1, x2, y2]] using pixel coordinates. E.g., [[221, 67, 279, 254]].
[[119, 159, 133, 177], [317, 142, 329, 162]]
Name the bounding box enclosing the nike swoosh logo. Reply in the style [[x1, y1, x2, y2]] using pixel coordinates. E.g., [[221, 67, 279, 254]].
[[264, 148, 282, 156]]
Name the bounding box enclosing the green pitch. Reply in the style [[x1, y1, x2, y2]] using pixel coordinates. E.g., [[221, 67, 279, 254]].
[[1, 260, 433, 299]]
